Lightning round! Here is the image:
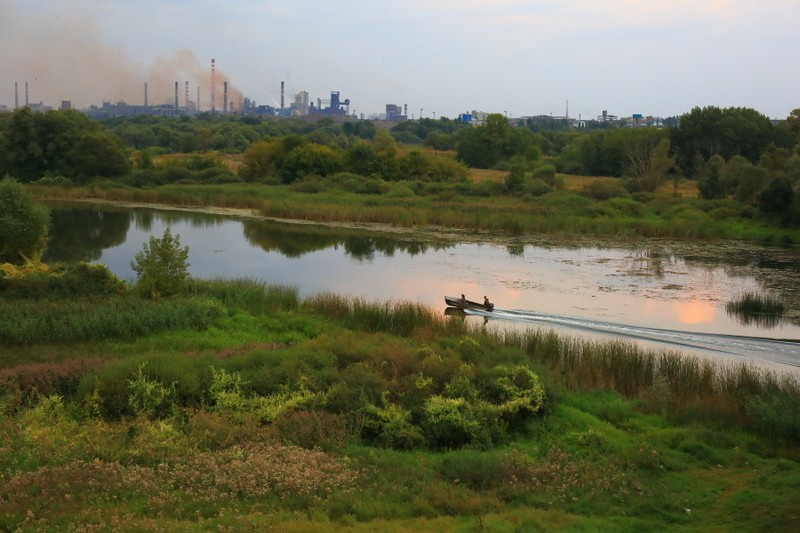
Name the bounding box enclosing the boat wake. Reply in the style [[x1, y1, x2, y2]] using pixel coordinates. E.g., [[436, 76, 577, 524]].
[[461, 307, 800, 371]]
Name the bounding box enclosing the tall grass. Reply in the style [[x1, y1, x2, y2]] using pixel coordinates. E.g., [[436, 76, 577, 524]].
[[302, 293, 469, 338], [185, 278, 299, 313], [726, 291, 785, 327], [30, 183, 799, 243], [0, 296, 223, 346], [500, 327, 800, 438]]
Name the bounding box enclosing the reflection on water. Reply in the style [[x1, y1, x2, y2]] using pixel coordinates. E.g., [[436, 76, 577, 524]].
[[43, 203, 130, 263], [726, 311, 786, 329], [241, 220, 450, 259], [44, 203, 800, 352]]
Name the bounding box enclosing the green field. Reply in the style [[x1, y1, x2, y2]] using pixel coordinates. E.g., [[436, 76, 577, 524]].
[[1, 277, 798, 532]]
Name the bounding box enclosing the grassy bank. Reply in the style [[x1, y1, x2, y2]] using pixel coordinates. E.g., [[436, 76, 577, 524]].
[[29, 180, 800, 244], [2, 278, 799, 531]]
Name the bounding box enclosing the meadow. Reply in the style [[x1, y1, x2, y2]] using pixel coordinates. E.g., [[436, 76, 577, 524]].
[[28, 171, 800, 245], [1, 275, 799, 532]]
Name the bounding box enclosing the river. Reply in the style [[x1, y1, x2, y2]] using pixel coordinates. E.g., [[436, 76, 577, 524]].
[[44, 201, 800, 371]]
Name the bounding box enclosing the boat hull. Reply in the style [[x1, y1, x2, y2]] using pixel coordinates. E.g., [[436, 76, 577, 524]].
[[444, 296, 494, 312]]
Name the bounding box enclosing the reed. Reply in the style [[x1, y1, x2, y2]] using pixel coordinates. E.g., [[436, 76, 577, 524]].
[[185, 278, 299, 313], [725, 291, 785, 326], [500, 326, 800, 438], [30, 183, 798, 243], [0, 296, 223, 346]]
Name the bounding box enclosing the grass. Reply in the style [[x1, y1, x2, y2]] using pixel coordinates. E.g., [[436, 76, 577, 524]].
[[28, 179, 799, 244], [2, 279, 800, 530], [725, 291, 786, 327]]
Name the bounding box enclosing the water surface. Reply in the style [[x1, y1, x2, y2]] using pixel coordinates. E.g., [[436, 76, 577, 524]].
[[45, 203, 800, 369]]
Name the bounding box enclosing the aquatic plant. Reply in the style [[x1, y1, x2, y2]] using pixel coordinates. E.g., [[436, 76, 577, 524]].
[[725, 290, 786, 327]]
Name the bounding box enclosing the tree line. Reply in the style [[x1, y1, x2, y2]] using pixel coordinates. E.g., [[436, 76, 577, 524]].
[[1, 105, 799, 224]]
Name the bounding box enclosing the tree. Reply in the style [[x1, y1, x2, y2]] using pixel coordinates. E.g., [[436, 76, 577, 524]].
[[130, 227, 190, 299], [505, 156, 527, 192], [280, 143, 342, 183], [0, 177, 50, 264], [670, 106, 775, 177], [624, 135, 675, 193], [758, 176, 795, 223], [697, 155, 726, 199]]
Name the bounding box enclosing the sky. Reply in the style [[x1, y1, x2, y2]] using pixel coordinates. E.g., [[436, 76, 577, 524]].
[[1, 0, 799, 120]]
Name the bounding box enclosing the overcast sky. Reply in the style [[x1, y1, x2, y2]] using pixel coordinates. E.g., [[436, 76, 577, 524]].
[[2, 0, 798, 120]]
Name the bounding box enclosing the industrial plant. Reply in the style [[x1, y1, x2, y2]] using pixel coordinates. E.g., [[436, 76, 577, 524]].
[[3, 58, 666, 128], [3, 58, 387, 123]]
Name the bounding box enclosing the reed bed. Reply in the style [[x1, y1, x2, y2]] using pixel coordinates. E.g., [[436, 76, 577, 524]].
[[31, 183, 797, 243], [185, 278, 299, 313], [302, 294, 468, 338], [0, 296, 223, 346], [726, 291, 785, 324], [499, 327, 800, 437]]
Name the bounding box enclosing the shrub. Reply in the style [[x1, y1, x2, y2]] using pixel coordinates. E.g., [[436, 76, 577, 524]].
[[531, 163, 557, 186], [581, 179, 629, 201], [127, 363, 178, 419], [0, 177, 51, 264], [361, 401, 425, 449], [130, 227, 190, 299], [523, 178, 552, 197]]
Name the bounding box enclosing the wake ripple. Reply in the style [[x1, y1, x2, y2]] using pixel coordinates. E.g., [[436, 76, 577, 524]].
[[464, 307, 800, 370]]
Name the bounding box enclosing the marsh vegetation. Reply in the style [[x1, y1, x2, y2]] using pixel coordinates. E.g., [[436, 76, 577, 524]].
[[1, 271, 799, 531]]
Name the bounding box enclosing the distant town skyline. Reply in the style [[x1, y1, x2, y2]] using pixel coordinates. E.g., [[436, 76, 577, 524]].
[[2, 0, 799, 120]]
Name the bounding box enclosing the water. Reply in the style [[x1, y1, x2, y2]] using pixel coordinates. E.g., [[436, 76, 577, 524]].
[[44, 202, 800, 370]]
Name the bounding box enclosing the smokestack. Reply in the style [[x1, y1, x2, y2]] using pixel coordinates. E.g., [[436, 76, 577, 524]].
[[175, 81, 179, 110], [25, 82, 29, 107], [14, 82, 18, 109], [197, 87, 201, 113], [211, 58, 216, 113], [144, 82, 148, 107], [404, 104, 407, 118], [185, 81, 189, 111], [281, 81, 284, 110], [223, 81, 228, 114]]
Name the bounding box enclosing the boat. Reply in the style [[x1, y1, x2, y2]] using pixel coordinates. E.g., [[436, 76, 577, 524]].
[[444, 295, 494, 312]]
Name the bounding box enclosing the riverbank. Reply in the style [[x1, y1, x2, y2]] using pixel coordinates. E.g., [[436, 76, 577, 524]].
[[28, 181, 800, 245], [1, 279, 799, 531]]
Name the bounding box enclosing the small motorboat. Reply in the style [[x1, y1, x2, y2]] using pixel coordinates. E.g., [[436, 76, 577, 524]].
[[444, 295, 494, 312]]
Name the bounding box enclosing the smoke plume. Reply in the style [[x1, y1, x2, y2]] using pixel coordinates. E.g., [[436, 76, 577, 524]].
[[0, 2, 242, 110]]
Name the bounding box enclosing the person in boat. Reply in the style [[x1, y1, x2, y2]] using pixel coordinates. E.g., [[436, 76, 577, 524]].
[[483, 296, 492, 308], [459, 294, 467, 304]]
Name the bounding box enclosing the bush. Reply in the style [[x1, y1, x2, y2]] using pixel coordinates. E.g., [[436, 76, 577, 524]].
[[523, 178, 552, 197], [130, 227, 190, 299], [531, 163, 557, 186], [581, 179, 629, 201], [0, 177, 51, 264]]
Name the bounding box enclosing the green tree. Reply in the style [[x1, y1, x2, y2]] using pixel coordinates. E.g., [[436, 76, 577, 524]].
[[624, 135, 675, 193], [670, 106, 775, 177], [697, 155, 726, 199], [280, 143, 342, 183], [130, 227, 190, 299], [758, 176, 795, 223], [0, 177, 50, 264], [505, 156, 527, 192]]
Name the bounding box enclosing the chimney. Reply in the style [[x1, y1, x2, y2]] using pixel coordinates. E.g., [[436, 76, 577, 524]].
[[185, 81, 190, 111], [211, 58, 216, 113], [144, 82, 148, 107], [197, 87, 201, 112], [175, 81, 179, 109], [14, 82, 18, 109], [281, 81, 284, 110], [223, 81, 228, 114], [25, 82, 29, 107]]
